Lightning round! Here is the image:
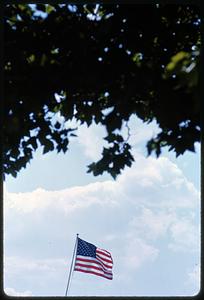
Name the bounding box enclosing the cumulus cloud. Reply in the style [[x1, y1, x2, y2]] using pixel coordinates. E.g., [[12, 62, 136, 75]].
[[186, 264, 200, 293], [5, 256, 67, 275], [76, 124, 107, 160], [73, 116, 161, 161], [4, 287, 33, 296], [129, 208, 176, 241], [4, 150, 200, 295], [4, 152, 199, 213], [122, 237, 159, 269], [168, 218, 200, 253], [4, 256, 70, 296]]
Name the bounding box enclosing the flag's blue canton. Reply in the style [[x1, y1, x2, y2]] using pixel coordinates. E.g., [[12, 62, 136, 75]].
[[77, 238, 96, 258]]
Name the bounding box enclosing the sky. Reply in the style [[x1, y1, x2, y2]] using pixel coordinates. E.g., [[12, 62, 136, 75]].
[[3, 116, 201, 297]]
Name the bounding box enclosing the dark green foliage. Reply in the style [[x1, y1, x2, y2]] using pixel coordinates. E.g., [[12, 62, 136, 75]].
[[3, 4, 201, 179]]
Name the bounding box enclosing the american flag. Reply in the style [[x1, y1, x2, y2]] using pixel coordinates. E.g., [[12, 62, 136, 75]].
[[74, 238, 113, 280]]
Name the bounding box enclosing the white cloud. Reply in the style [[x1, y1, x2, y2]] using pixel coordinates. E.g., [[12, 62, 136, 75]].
[[4, 287, 33, 296], [4, 181, 118, 215], [74, 116, 161, 161], [76, 124, 107, 160], [4, 256, 68, 275], [4, 256, 70, 296], [129, 208, 176, 241], [4, 150, 200, 295], [168, 218, 200, 253], [128, 117, 161, 147], [122, 237, 159, 269], [185, 264, 200, 295], [4, 153, 200, 252]]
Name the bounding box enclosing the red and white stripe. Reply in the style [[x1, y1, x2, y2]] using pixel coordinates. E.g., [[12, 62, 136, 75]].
[[74, 247, 113, 280]]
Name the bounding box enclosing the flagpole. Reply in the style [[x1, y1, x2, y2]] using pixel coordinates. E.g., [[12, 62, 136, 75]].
[[65, 233, 79, 296]]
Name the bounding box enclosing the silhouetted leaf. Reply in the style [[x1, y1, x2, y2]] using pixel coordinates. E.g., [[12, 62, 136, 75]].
[[3, 4, 201, 179]]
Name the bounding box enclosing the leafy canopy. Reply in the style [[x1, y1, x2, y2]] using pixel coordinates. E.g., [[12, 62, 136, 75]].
[[4, 4, 201, 179]]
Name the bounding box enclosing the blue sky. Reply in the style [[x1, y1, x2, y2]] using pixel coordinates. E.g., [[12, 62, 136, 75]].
[[3, 116, 200, 296]]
